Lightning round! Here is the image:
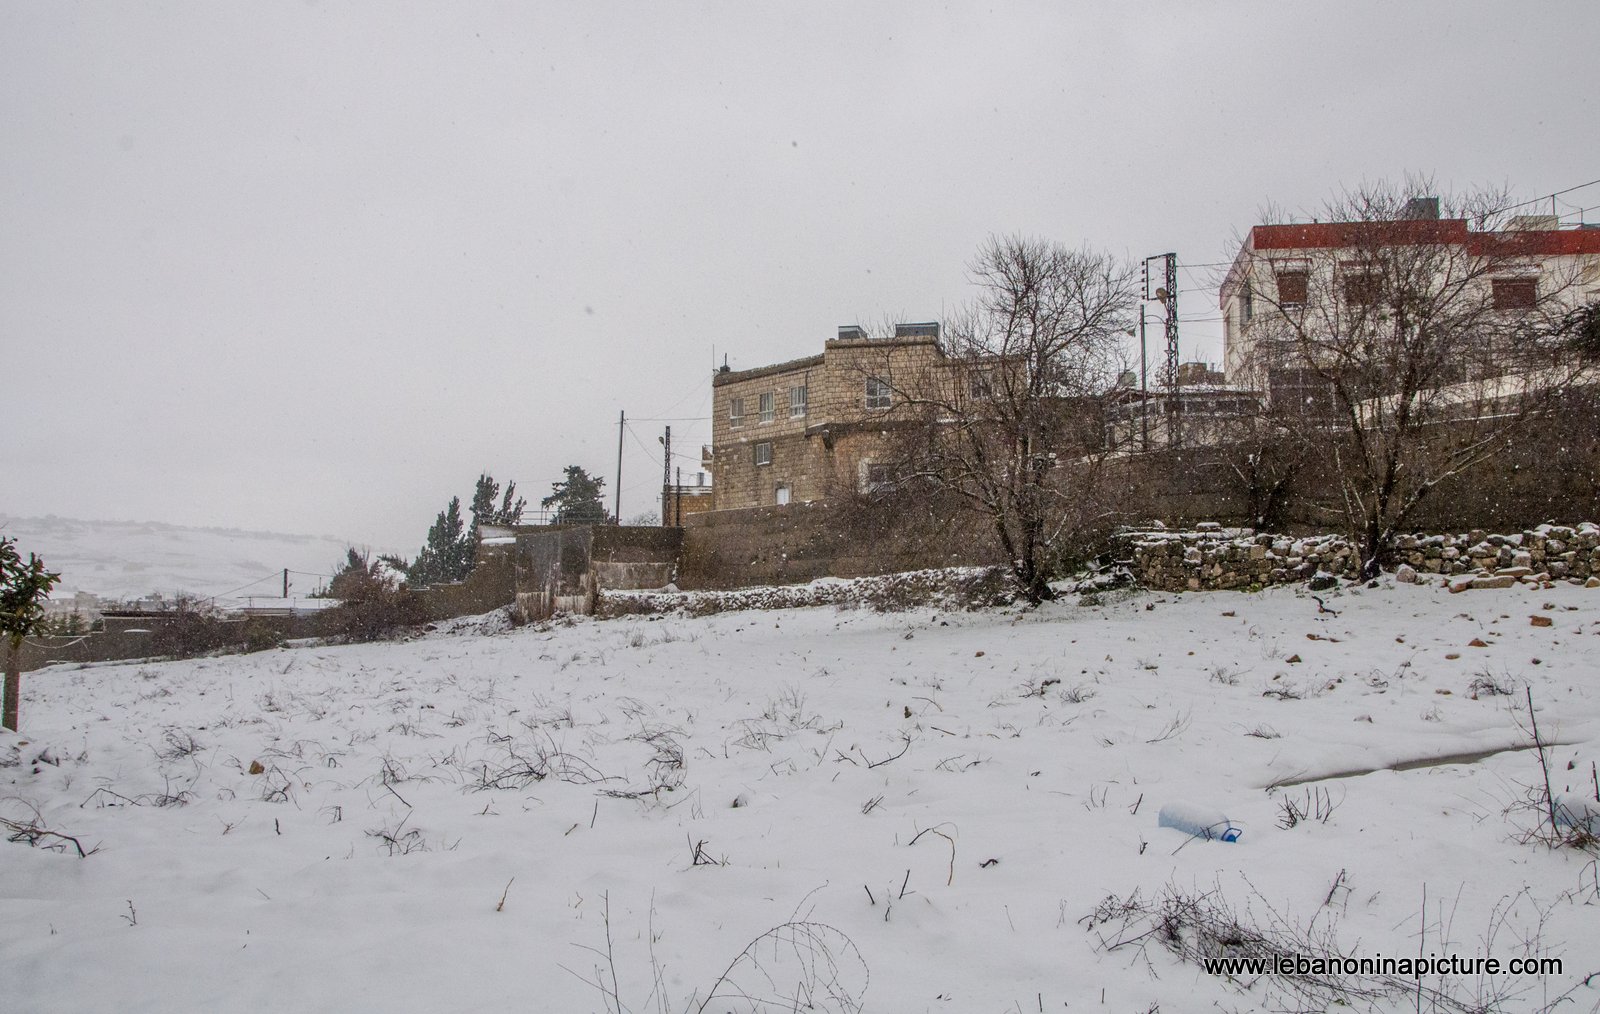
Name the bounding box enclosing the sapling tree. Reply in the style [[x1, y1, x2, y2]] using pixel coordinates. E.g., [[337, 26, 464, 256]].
[[2, 536, 61, 731]]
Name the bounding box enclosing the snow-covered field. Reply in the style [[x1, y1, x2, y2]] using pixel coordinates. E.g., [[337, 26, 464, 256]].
[[0, 514, 365, 603], [4, 580, 1599, 1013]]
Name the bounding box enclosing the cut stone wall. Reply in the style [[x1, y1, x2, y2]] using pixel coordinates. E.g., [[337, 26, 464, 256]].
[[1110, 406, 1600, 535], [678, 500, 999, 590], [1129, 522, 1600, 592]]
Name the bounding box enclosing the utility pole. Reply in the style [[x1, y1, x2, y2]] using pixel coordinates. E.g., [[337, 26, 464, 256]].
[[675, 466, 682, 527], [661, 426, 672, 527], [1165, 253, 1180, 449], [615, 410, 625, 525], [282, 568, 288, 599], [1138, 313, 1149, 452], [1146, 252, 1180, 449]]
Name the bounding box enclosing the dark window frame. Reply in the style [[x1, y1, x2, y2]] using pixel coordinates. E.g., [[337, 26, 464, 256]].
[[1275, 269, 1309, 307]]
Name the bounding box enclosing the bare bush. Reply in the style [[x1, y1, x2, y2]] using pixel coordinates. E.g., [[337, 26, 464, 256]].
[[1083, 884, 1480, 1013], [1275, 786, 1339, 829], [1468, 667, 1519, 699], [695, 921, 868, 1014], [156, 727, 203, 761], [1059, 683, 1096, 704], [366, 814, 426, 856], [1, 801, 97, 858], [473, 732, 615, 791]]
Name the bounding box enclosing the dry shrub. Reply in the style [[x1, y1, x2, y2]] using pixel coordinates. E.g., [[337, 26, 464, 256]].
[[324, 570, 428, 642], [150, 598, 236, 659]]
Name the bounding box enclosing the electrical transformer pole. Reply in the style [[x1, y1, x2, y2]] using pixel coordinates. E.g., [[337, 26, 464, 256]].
[[1157, 253, 1180, 449]]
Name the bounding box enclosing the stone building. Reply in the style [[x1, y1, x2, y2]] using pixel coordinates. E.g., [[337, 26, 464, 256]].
[[709, 322, 965, 511]]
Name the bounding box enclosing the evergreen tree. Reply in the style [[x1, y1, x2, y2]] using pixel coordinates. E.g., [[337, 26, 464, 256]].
[[468, 473, 527, 543], [326, 548, 378, 599], [497, 481, 527, 526], [542, 466, 610, 524], [469, 474, 498, 545], [3, 537, 60, 731], [392, 474, 529, 586], [409, 496, 471, 585]]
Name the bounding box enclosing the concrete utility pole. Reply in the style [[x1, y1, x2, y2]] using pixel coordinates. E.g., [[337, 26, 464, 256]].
[[615, 410, 625, 524], [283, 568, 288, 599]]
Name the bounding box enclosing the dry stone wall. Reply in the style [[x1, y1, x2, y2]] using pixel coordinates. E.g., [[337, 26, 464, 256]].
[[1130, 522, 1600, 592]]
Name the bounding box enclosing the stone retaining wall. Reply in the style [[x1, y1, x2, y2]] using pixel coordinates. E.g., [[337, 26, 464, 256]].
[[1129, 522, 1600, 592]]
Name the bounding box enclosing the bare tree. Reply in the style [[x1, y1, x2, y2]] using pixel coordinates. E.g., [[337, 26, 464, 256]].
[[1225, 179, 1599, 578], [865, 236, 1136, 604]]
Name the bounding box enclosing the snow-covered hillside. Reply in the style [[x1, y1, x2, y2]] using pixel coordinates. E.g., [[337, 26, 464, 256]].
[[0, 514, 369, 602], [4, 580, 1599, 1012]]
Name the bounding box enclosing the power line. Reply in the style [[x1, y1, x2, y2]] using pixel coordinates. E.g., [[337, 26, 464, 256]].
[[623, 423, 658, 460], [1506, 177, 1600, 213], [204, 572, 281, 601]]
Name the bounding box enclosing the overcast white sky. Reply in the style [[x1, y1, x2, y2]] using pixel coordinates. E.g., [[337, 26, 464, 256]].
[[4, 1, 1596, 553]]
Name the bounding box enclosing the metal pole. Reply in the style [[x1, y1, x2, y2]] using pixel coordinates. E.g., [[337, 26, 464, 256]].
[[662, 425, 672, 526], [615, 410, 624, 524], [1139, 313, 1149, 452], [675, 466, 682, 527], [1164, 253, 1180, 449]]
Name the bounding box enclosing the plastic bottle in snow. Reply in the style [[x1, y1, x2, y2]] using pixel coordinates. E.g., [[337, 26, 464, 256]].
[[1157, 802, 1241, 842]]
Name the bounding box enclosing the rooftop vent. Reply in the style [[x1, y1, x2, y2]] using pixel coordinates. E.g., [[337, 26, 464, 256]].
[[894, 321, 940, 339], [1403, 197, 1440, 220], [837, 324, 867, 341]]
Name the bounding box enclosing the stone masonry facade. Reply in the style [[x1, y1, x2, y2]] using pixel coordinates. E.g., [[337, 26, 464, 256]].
[[709, 324, 966, 511], [1130, 522, 1600, 592]]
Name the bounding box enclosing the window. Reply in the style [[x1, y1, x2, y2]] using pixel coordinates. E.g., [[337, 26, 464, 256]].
[[758, 391, 775, 424], [729, 397, 744, 428], [1275, 269, 1308, 306], [865, 377, 892, 410], [1492, 277, 1537, 310], [969, 369, 994, 401], [774, 484, 791, 506], [1240, 284, 1254, 324], [753, 441, 772, 466], [864, 463, 894, 492], [1342, 268, 1381, 306], [789, 385, 808, 418]]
